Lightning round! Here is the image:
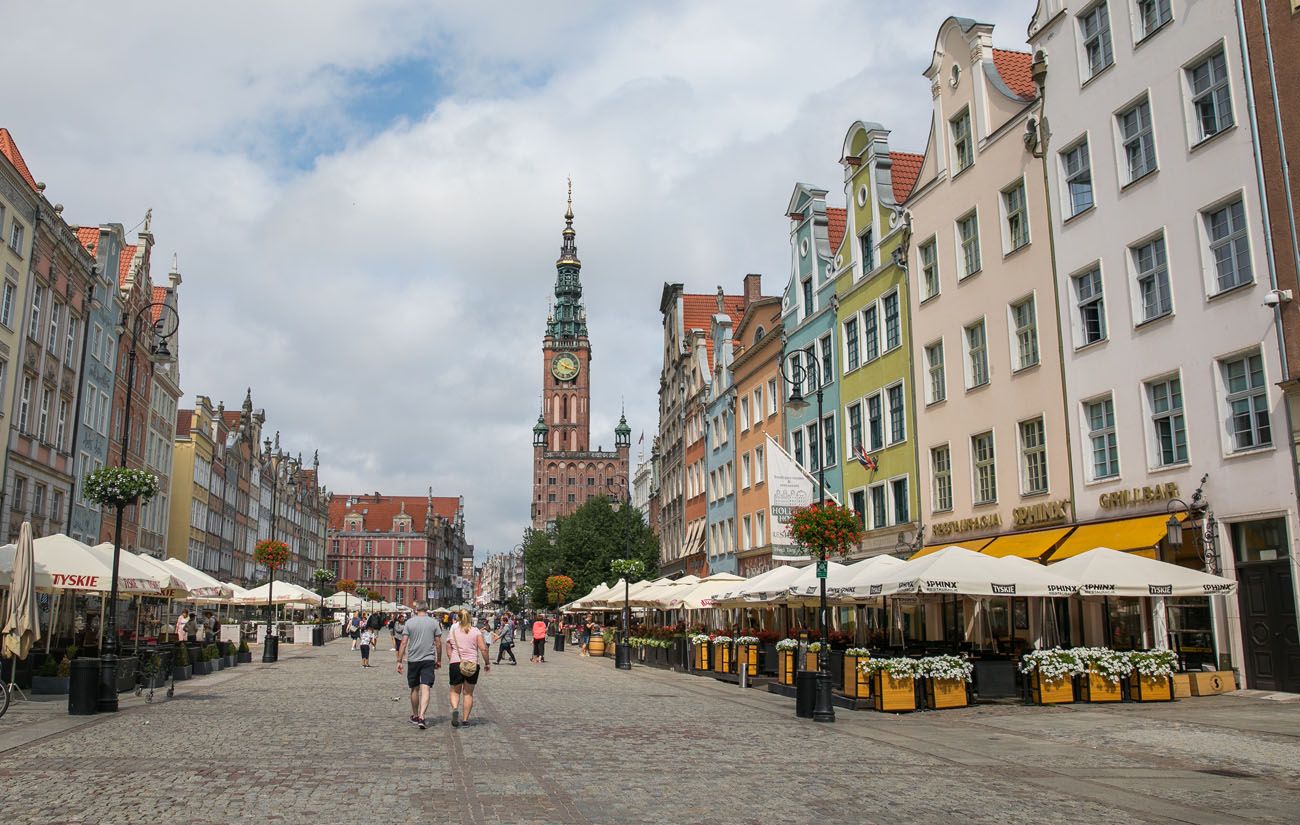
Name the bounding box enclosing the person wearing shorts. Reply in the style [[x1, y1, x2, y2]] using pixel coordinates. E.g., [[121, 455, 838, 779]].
[[396, 602, 442, 730], [531, 617, 547, 663], [446, 610, 489, 727], [359, 627, 375, 668]]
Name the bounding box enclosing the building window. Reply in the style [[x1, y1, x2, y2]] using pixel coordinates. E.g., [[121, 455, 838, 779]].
[[1019, 417, 1049, 495], [964, 320, 989, 389], [18, 376, 31, 433], [1137, 0, 1172, 39], [866, 394, 883, 451], [844, 317, 860, 371], [850, 490, 866, 528], [33, 484, 45, 518], [971, 432, 997, 504], [753, 387, 763, 420], [925, 341, 946, 404], [950, 108, 973, 172], [1086, 396, 1120, 479], [891, 477, 909, 525], [567, 494, 576, 503], [755, 446, 765, 484], [395, 561, 405, 579], [55, 400, 67, 447], [801, 278, 814, 317], [1222, 351, 1271, 451], [807, 421, 821, 471], [1205, 198, 1252, 293], [12, 476, 25, 511], [47, 302, 61, 352], [1061, 139, 1094, 216], [957, 212, 981, 277], [28, 286, 41, 341], [863, 305, 879, 362], [547, 493, 555, 502], [741, 453, 751, 488], [919, 238, 939, 300], [1079, 1, 1114, 79], [1010, 297, 1040, 370], [1148, 376, 1188, 466], [882, 292, 900, 352], [793, 430, 804, 466], [64, 316, 76, 367], [767, 379, 778, 415], [847, 402, 863, 452], [886, 384, 905, 444], [8, 221, 23, 252], [860, 227, 875, 272], [1003, 180, 1029, 251], [819, 334, 833, 383], [1073, 267, 1107, 345], [1188, 49, 1233, 142], [740, 398, 750, 431], [931, 445, 953, 512], [870, 484, 887, 529], [756, 510, 766, 545], [1118, 98, 1157, 182], [822, 415, 836, 468], [741, 516, 752, 550], [1132, 235, 1172, 322], [0, 281, 14, 328]]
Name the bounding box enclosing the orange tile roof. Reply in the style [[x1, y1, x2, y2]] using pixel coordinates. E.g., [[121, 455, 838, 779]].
[[329, 493, 461, 532], [119, 244, 138, 287], [890, 152, 924, 203], [151, 286, 168, 321], [682, 292, 746, 369], [826, 207, 847, 255], [0, 128, 37, 191], [75, 227, 101, 255], [993, 49, 1037, 100], [175, 410, 194, 438]]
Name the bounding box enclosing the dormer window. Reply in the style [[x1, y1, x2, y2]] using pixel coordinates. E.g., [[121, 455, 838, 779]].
[[950, 109, 973, 172]]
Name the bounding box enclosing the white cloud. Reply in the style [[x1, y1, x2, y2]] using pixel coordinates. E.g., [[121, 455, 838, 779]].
[[3, 0, 1033, 558]]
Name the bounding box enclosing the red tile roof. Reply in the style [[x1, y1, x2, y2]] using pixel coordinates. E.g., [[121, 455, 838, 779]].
[[329, 493, 461, 532], [0, 128, 37, 191], [890, 152, 924, 204], [220, 411, 243, 426], [993, 49, 1037, 100], [119, 244, 138, 287], [826, 207, 847, 256], [151, 286, 168, 321], [175, 410, 194, 438], [75, 227, 101, 255], [682, 292, 746, 369]]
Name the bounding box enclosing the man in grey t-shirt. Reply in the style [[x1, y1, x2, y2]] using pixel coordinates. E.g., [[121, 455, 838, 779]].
[[396, 602, 443, 730]]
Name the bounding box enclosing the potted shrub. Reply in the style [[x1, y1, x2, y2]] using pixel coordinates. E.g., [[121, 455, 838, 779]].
[[842, 647, 871, 699], [734, 635, 759, 678], [918, 655, 974, 709], [173, 642, 192, 681], [775, 638, 799, 686], [711, 635, 733, 673], [192, 645, 212, 676], [222, 642, 237, 669], [1020, 648, 1082, 705], [32, 656, 69, 695], [1128, 650, 1178, 702], [140, 653, 167, 691], [863, 657, 920, 712], [205, 644, 223, 670], [1075, 647, 1130, 703], [237, 639, 253, 664]]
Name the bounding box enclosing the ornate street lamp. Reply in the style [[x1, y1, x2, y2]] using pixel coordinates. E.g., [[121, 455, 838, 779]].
[[779, 351, 834, 723], [258, 451, 297, 663], [1164, 474, 1219, 573]]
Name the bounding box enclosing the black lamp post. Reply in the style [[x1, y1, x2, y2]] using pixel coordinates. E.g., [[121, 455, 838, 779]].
[[780, 351, 834, 723], [606, 477, 633, 670], [261, 449, 297, 663], [100, 300, 178, 712]]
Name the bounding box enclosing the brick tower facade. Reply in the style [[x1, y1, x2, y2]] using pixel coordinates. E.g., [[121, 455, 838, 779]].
[[531, 184, 631, 530]]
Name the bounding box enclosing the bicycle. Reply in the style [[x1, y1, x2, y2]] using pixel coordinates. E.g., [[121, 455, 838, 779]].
[[1, 656, 24, 720]]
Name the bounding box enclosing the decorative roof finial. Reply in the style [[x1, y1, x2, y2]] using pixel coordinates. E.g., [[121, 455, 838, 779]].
[[565, 176, 573, 222]]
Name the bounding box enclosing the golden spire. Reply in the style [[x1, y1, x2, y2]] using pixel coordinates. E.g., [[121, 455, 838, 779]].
[[565, 176, 574, 222]]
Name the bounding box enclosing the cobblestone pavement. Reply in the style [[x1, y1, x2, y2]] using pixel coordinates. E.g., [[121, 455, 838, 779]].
[[1, 640, 1297, 824]]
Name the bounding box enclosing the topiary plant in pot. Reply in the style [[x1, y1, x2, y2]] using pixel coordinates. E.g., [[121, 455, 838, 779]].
[[172, 641, 192, 681], [237, 638, 253, 663], [33, 656, 69, 695]]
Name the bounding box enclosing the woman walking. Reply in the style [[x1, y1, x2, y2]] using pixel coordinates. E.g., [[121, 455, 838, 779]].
[[446, 609, 489, 727], [531, 615, 547, 663], [359, 625, 376, 668], [392, 614, 407, 657]]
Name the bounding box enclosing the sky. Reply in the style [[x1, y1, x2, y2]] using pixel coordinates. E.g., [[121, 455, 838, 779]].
[[3, 1, 1033, 561]]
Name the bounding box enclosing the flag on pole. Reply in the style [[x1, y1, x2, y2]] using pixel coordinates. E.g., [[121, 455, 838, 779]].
[[638, 431, 644, 444], [854, 445, 877, 472]]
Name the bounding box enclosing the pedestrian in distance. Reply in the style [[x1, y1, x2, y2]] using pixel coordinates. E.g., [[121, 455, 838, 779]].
[[495, 613, 517, 665], [174, 610, 190, 642], [396, 601, 443, 730], [579, 614, 591, 657], [359, 626, 376, 668], [531, 616, 547, 663], [350, 613, 364, 650], [446, 609, 489, 727], [392, 614, 407, 656]]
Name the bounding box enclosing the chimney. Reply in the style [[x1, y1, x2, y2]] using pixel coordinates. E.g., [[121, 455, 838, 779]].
[[743, 273, 762, 308]]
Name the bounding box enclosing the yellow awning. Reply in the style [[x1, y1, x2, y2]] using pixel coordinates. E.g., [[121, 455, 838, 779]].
[[980, 527, 1074, 560], [1045, 513, 1184, 562], [912, 538, 993, 559]]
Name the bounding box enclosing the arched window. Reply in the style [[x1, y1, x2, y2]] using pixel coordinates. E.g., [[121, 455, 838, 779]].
[[561, 395, 569, 420]]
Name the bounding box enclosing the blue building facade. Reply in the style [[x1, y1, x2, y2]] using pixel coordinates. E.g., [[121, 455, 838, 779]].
[[704, 306, 736, 574]]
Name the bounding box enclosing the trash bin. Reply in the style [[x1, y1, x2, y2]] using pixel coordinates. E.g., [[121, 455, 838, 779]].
[[262, 635, 279, 663], [68, 658, 99, 716], [795, 670, 818, 719], [311, 626, 324, 647]]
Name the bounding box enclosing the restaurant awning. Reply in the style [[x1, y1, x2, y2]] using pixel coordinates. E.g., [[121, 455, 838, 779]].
[[1046, 513, 1184, 561], [980, 527, 1073, 560], [912, 539, 992, 559]]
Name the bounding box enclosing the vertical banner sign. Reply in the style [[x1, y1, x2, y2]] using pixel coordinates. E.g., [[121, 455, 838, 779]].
[[766, 435, 815, 562]]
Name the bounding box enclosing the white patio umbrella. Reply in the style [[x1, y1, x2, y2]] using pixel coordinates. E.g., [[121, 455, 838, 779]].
[[1047, 547, 1237, 597], [660, 573, 745, 610], [830, 555, 906, 601], [2, 522, 41, 661], [0, 540, 55, 591], [123, 551, 192, 598], [160, 557, 233, 599], [846, 546, 1077, 598], [589, 578, 655, 609], [85, 545, 168, 597], [322, 591, 353, 608], [568, 581, 615, 611], [710, 565, 800, 607], [30, 534, 161, 594], [629, 577, 704, 608], [770, 561, 850, 606], [236, 581, 322, 605], [738, 565, 807, 603]]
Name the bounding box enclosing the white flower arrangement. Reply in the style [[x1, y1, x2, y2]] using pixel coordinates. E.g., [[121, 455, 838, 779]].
[[1019, 648, 1084, 684], [1073, 647, 1133, 684], [83, 467, 161, 508], [806, 641, 823, 653], [844, 647, 871, 657], [1128, 649, 1179, 679], [860, 657, 921, 679], [775, 638, 800, 651], [711, 635, 733, 645], [916, 655, 974, 683], [733, 636, 759, 645], [689, 633, 712, 645]]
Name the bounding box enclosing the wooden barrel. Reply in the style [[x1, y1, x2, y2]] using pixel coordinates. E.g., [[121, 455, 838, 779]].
[[588, 634, 606, 657]]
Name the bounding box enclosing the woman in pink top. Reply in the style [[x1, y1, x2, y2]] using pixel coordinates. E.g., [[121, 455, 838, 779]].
[[446, 610, 489, 727], [531, 617, 547, 663]]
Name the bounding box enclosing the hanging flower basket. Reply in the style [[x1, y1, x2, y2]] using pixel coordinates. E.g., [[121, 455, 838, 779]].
[[610, 558, 646, 579], [787, 501, 866, 559], [254, 539, 290, 571], [545, 575, 574, 603], [82, 467, 160, 508]]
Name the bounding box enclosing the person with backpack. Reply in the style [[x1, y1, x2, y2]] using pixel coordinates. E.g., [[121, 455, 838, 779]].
[[531, 615, 547, 663]]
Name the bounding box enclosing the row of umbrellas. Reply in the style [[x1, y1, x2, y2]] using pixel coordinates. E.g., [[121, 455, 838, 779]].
[[564, 546, 1238, 611]]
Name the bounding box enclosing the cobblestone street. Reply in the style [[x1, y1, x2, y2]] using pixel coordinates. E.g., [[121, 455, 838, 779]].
[[2, 640, 1298, 825]]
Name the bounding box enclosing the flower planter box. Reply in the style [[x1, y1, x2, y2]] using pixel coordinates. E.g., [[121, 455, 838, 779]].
[[1078, 670, 1123, 703], [1128, 674, 1174, 702], [172, 665, 192, 682], [212, 658, 225, 671], [777, 649, 795, 686], [1172, 673, 1192, 698], [693, 643, 711, 672], [32, 675, 69, 695], [1029, 672, 1075, 705], [842, 655, 871, 699], [1189, 670, 1235, 696], [872, 672, 917, 713], [924, 677, 969, 709], [712, 643, 732, 674], [803, 651, 819, 673], [735, 644, 758, 677]]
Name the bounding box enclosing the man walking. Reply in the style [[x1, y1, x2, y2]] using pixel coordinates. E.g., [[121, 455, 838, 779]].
[[396, 601, 442, 730]]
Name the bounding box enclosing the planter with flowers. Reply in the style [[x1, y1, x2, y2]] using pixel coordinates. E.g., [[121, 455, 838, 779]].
[[733, 636, 759, 677], [1128, 650, 1177, 702], [918, 655, 973, 710], [803, 641, 824, 674], [842, 647, 871, 699], [1075, 647, 1131, 703], [1020, 648, 1082, 705], [775, 638, 800, 686], [711, 635, 734, 674], [862, 657, 920, 713], [689, 633, 712, 672]]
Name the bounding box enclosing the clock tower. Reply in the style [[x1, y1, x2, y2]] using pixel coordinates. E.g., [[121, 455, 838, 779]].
[[531, 183, 631, 530]]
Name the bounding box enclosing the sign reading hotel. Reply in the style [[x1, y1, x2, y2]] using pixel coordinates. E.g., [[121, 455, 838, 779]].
[[1099, 482, 1179, 509], [766, 434, 816, 562]]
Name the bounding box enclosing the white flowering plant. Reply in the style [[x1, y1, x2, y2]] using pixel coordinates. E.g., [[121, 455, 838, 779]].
[[1128, 649, 1179, 679], [844, 647, 871, 657], [1019, 648, 1084, 684], [775, 638, 800, 651], [1074, 647, 1133, 683], [83, 467, 160, 508], [689, 633, 712, 645], [711, 635, 733, 645], [734, 636, 759, 645], [806, 641, 823, 653], [917, 655, 974, 682], [860, 657, 921, 679]]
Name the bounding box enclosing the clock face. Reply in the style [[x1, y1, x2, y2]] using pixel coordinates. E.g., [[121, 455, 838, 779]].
[[551, 352, 580, 381]]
